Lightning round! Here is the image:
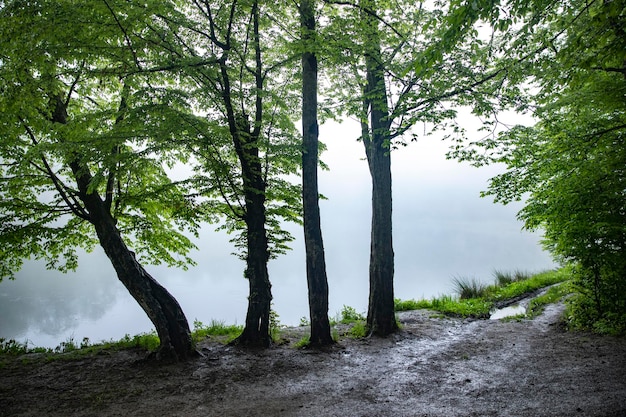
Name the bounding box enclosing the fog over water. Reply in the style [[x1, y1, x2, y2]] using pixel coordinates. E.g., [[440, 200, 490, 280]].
[[0, 121, 555, 348]]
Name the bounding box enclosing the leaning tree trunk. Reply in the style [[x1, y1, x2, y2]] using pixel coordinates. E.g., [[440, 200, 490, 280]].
[[300, 0, 333, 346], [88, 201, 195, 361], [53, 96, 194, 361], [361, 2, 398, 337]]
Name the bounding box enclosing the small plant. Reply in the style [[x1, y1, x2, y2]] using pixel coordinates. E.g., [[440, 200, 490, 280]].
[[452, 276, 488, 299], [270, 308, 282, 342], [299, 316, 310, 327], [0, 338, 30, 355], [348, 321, 368, 338], [339, 305, 365, 323], [80, 337, 91, 349], [55, 337, 79, 353], [294, 335, 310, 349]]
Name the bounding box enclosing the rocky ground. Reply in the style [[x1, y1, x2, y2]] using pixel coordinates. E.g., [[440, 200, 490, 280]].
[[1, 302, 625, 417]]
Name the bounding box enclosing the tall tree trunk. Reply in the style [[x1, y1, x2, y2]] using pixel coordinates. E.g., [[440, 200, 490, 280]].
[[225, 1, 273, 347], [52, 96, 194, 361], [361, 2, 398, 337], [229, 114, 273, 348], [300, 0, 333, 346]]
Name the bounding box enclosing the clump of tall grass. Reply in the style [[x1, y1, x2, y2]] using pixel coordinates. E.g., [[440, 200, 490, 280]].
[[493, 269, 531, 286], [452, 276, 488, 299]]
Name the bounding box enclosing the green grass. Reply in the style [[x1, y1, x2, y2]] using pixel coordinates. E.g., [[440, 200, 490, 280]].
[[526, 281, 572, 318], [347, 321, 368, 338], [396, 295, 493, 318], [192, 319, 243, 343], [394, 298, 432, 311], [395, 267, 572, 319], [485, 268, 571, 302], [294, 335, 310, 349], [1, 319, 244, 359]]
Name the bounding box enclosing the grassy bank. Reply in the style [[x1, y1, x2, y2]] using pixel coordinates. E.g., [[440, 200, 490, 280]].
[[0, 319, 244, 358], [395, 267, 572, 319]]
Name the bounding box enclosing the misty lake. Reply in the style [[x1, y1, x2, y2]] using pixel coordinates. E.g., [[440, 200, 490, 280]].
[[0, 121, 556, 348]]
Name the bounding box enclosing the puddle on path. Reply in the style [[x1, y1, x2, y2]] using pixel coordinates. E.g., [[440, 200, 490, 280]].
[[490, 304, 527, 320]]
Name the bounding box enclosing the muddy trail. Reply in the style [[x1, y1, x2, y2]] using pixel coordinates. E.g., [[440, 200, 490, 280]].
[[1, 303, 625, 417]]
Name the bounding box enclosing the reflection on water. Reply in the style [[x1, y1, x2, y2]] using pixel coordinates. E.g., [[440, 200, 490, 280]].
[[0, 253, 120, 346], [0, 124, 556, 348]]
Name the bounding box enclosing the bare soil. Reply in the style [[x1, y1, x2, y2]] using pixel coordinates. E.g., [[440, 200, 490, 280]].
[[1, 303, 625, 417]]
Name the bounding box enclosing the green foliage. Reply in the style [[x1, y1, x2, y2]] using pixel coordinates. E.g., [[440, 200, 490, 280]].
[[321, 0, 508, 147], [338, 305, 366, 324], [0, 0, 204, 279], [270, 308, 282, 342], [347, 321, 368, 338], [294, 335, 311, 349], [0, 338, 34, 355], [468, 0, 626, 332], [176, 1, 304, 261], [396, 295, 493, 318]]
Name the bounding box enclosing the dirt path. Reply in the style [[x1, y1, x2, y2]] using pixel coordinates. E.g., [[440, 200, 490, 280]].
[[2, 303, 625, 416]]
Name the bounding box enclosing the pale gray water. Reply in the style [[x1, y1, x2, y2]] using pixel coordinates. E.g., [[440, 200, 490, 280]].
[[0, 121, 556, 348]]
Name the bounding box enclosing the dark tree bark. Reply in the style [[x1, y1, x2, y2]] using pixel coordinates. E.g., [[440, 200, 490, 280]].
[[300, 0, 334, 346], [229, 114, 273, 348], [225, 1, 273, 348], [361, 3, 398, 337], [52, 96, 195, 361]]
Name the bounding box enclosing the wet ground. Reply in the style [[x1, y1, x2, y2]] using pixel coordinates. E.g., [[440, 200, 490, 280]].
[[1, 302, 625, 416]]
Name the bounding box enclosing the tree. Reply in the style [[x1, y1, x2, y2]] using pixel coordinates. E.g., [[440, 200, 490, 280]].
[[154, 0, 303, 347], [321, 0, 511, 336], [357, 0, 397, 336], [474, 0, 626, 332], [0, 0, 202, 360], [300, 0, 334, 346]]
